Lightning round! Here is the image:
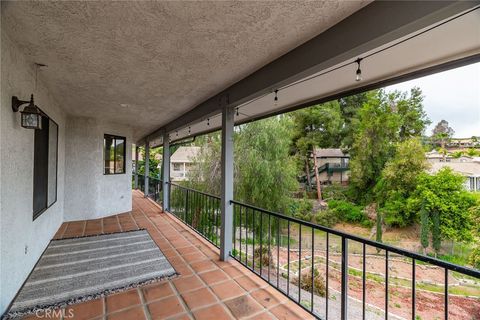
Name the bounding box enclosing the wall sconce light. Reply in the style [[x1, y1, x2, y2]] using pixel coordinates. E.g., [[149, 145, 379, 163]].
[[12, 94, 43, 129]]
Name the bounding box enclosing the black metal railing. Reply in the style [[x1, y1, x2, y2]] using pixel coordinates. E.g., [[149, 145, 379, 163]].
[[230, 200, 480, 320], [169, 183, 221, 248], [147, 176, 163, 203], [145, 183, 479, 320]]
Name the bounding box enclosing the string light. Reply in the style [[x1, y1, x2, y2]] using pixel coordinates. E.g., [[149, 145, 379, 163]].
[[207, 118, 210, 126], [188, 126, 191, 135], [176, 130, 178, 137], [236, 107, 239, 117], [274, 89, 278, 106], [355, 58, 362, 81]]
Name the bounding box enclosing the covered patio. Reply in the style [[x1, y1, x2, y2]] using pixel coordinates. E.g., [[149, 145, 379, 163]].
[[39, 191, 312, 320], [1, 1, 479, 319]]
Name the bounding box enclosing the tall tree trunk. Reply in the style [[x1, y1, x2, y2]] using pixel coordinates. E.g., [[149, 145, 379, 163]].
[[441, 139, 446, 161], [312, 147, 322, 201], [305, 157, 311, 192]]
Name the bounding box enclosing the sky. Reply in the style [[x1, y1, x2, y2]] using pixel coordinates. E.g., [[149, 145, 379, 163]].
[[386, 62, 480, 138]]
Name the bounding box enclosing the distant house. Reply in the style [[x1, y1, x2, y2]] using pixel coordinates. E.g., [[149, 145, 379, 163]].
[[425, 150, 473, 163], [170, 146, 200, 181], [307, 148, 350, 185], [446, 137, 479, 149], [428, 161, 480, 192]]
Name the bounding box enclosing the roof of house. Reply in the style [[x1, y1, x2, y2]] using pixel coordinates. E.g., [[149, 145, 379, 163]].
[[428, 161, 480, 177], [170, 146, 201, 163], [314, 148, 348, 158]]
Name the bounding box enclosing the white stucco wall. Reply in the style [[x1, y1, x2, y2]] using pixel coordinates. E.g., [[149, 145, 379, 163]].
[[0, 30, 66, 314], [63, 116, 132, 221]]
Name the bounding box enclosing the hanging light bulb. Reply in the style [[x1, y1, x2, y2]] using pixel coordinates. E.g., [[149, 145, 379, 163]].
[[207, 118, 210, 126], [355, 58, 362, 81], [188, 126, 191, 135], [236, 107, 239, 117], [176, 130, 178, 137], [274, 89, 279, 106]]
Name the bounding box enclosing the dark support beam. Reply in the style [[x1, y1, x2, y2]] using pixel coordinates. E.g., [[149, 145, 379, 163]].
[[140, 1, 478, 144]]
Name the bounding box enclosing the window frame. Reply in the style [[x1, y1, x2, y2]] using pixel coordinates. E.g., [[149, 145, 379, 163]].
[[33, 110, 59, 221], [103, 134, 126, 175]]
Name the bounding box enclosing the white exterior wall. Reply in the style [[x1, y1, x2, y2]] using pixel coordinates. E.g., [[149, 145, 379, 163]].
[[0, 31, 67, 314], [63, 116, 132, 221]]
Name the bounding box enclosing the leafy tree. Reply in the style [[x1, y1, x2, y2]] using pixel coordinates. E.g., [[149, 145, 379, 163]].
[[338, 92, 368, 150], [375, 138, 429, 226], [136, 146, 162, 178], [420, 202, 429, 254], [188, 117, 297, 214], [291, 101, 344, 200], [431, 120, 454, 153], [349, 89, 430, 202], [431, 209, 441, 255], [407, 168, 476, 244]]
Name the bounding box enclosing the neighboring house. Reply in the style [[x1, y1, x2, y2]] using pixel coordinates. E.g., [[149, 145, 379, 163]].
[[446, 137, 479, 149], [305, 148, 350, 185], [170, 146, 200, 181], [425, 150, 474, 163], [429, 161, 480, 192]]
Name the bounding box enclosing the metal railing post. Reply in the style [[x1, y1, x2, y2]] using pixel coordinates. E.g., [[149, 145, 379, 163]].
[[341, 236, 348, 320], [144, 141, 149, 197], [220, 102, 234, 261], [162, 131, 170, 211], [134, 145, 139, 189]]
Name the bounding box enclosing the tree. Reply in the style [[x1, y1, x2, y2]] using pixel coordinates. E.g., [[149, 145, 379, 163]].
[[431, 120, 454, 160], [407, 168, 476, 244], [291, 101, 344, 200], [188, 117, 297, 214], [375, 138, 430, 226], [338, 92, 368, 151], [349, 89, 430, 202], [420, 202, 429, 255], [431, 209, 441, 256]]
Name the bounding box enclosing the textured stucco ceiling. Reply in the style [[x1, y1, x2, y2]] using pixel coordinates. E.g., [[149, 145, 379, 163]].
[[1, 1, 370, 140]]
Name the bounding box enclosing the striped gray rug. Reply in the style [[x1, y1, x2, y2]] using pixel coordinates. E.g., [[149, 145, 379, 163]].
[[4, 230, 176, 319]]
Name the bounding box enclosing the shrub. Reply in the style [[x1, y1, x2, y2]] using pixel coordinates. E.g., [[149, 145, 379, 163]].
[[328, 200, 366, 223], [469, 246, 480, 269], [253, 246, 272, 267], [315, 209, 339, 227], [298, 269, 326, 297], [322, 184, 349, 201]]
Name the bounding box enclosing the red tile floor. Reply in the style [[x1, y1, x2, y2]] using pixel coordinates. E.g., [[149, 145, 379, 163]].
[[24, 190, 314, 320]]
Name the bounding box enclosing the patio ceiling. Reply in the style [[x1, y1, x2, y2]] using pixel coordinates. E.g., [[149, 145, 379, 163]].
[[1, 0, 370, 141]]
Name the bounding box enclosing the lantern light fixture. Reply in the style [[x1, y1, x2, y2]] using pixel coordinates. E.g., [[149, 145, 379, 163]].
[[12, 94, 43, 129], [355, 58, 363, 81]]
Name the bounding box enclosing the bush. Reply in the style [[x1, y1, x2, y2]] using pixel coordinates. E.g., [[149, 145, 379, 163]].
[[322, 184, 349, 201], [315, 209, 339, 227], [469, 247, 480, 269], [298, 269, 326, 297], [253, 246, 272, 267], [328, 200, 366, 223]]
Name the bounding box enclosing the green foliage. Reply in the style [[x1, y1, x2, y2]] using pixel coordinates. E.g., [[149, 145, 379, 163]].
[[468, 247, 480, 269], [327, 200, 367, 224], [299, 269, 326, 297], [408, 168, 477, 243], [349, 88, 429, 202], [291, 197, 314, 221], [136, 146, 163, 178], [314, 210, 339, 228], [432, 210, 441, 254], [188, 117, 297, 214], [376, 211, 383, 244], [431, 120, 454, 148], [466, 148, 480, 157], [420, 203, 429, 251], [321, 184, 349, 201], [376, 138, 429, 226]]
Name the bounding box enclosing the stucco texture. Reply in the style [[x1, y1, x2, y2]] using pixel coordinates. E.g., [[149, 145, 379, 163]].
[[0, 29, 66, 314], [64, 116, 132, 222], [1, 1, 369, 140]]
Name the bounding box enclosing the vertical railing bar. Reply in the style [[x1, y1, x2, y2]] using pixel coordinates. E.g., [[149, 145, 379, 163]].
[[253, 209, 256, 272], [233, 202, 237, 256], [385, 250, 389, 320], [362, 242, 366, 320], [311, 227, 314, 313], [245, 207, 248, 266], [445, 268, 449, 320], [326, 232, 329, 320], [268, 213, 271, 283], [239, 205, 242, 260], [287, 220, 291, 297], [341, 237, 348, 320], [298, 224, 302, 304], [260, 211, 263, 277], [277, 217, 280, 289], [412, 259, 416, 320]]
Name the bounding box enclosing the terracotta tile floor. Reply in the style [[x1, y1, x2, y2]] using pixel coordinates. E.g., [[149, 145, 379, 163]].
[[25, 191, 314, 320]]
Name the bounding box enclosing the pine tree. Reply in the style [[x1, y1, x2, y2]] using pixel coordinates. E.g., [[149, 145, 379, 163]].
[[420, 202, 429, 255], [432, 209, 441, 256]]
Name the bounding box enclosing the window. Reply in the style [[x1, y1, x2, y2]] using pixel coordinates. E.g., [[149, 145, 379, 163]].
[[104, 134, 126, 174], [173, 163, 181, 171], [33, 113, 58, 220]]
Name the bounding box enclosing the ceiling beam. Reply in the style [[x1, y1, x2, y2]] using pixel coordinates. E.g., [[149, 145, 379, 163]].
[[139, 1, 479, 144]]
